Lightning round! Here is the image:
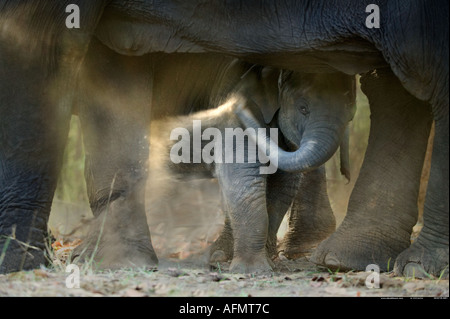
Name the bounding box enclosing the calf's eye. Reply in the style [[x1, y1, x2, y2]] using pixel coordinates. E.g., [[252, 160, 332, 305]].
[[300, 105, 309, 115]]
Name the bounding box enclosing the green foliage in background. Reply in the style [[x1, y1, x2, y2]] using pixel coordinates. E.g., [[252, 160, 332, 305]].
[[54, 116, 88, 204]]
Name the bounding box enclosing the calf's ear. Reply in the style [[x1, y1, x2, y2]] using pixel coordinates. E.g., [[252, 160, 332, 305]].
[[250, 67, 281, 124], [339, 125, 351, 182]]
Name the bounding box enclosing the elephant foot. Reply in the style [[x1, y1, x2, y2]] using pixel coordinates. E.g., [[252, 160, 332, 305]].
[[208, 241, 233, 264], [72, 236, 158, 270], [210, 249, 229, 263], [229, 253, 274, 274], [0, 212, 49, 274], [0, 238, 47, 274], [187, 245, 230, 269], [280, 226, 335, 259], [71, 204, 158, 269], [393, 240, 449, 279], [310, 223, 411, 272], [207, 222, 234, 264], [280, 239, 322, 260]]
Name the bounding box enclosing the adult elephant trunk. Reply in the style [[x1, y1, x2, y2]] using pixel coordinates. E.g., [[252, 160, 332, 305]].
[[235, 103, 346, 173]]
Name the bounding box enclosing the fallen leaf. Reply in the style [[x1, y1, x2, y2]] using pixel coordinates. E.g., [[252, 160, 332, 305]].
[[33, 269, 50, 278], [403, 281, 426, 293], [311, 276, 326, 282], [168, 252, 181, 259]]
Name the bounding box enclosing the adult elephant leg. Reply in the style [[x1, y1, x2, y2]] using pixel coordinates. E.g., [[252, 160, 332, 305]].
[[0, 50, 72, 273], [311, 68, 432, 272], [74, 39, 157, 268], [216, 163, 272, 273], [281, 166, 336, 259], [0, 1, 107, 273], [394, 102, 449, 278]]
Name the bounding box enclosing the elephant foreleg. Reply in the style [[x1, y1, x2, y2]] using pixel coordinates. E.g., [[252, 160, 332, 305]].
[[216, 163, 272, 273], [311, 68, 433, 273], [0, 48, 72, 274], [209, 170, 305, 263], [73, 38, 157, 268]]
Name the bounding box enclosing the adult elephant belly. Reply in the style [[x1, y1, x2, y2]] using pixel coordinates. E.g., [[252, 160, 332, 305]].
[[94, 7, 205, 55], [95, 6, 386, 74], [240, 43, 388, 75]]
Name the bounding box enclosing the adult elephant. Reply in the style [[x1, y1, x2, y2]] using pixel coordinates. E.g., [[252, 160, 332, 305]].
[[0, 1, 447, 277], [99, 0, 448, 278]]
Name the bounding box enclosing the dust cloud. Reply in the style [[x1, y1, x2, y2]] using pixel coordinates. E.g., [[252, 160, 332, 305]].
[[145, 118, 225, 259], [48, 85, 386, 263]]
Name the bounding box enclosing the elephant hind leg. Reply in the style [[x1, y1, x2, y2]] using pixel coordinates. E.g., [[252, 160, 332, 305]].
[[208, 213, 234, 264], [72, 38, 157, 269], [310, 68, 433, 272], [394, 99, 449, 278]]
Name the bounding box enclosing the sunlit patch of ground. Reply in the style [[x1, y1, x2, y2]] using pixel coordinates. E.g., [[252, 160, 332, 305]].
[[13, 85, 441, 298], [0, 256, 448, 297]]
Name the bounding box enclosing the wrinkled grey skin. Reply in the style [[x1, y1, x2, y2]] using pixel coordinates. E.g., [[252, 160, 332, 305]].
[[0, 1, 447, 276], [104, 0, 448, 278], [161, 67, 354, 273], [208, 166, 338, 266], [208, 166, 337, 268]]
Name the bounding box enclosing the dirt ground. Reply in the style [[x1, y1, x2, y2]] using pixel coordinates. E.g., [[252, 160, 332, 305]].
[[2, 98, 447, 299], [0, 256, 448, 297], [4, 142, 445, 298], [2, 183, 448, 299], [1, 180, 448, 299]]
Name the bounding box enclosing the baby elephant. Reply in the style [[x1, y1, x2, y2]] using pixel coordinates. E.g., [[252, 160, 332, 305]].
[[73, 41, 353, 272], [159, 67, 355, 273]]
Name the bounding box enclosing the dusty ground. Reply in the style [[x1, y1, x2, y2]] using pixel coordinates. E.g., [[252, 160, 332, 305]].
[[0, 256, 448, 297], [3, 96, 446, 300], [5, 142, 445, 299]]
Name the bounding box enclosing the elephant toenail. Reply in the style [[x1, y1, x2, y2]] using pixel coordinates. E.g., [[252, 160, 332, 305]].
[[210, 250, 227, 263], [324, 253, 341, 270], [403, 263, 428, 278], [278, 251, 288, 261]]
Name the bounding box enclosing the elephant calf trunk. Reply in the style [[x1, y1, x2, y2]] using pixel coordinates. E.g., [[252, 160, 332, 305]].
[[235, 102, 345, 173]]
